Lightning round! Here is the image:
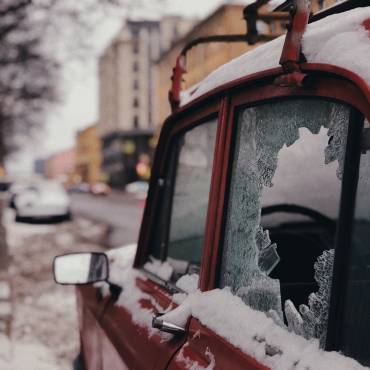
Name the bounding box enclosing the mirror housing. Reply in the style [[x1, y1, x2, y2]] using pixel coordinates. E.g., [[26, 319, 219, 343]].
[[53, 252, 109, 285]]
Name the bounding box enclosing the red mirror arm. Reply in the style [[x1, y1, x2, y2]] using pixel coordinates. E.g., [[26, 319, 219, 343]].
[[168, 54, 186, 112], [168, 0, 311, 110], [276, 0, 311, 86]]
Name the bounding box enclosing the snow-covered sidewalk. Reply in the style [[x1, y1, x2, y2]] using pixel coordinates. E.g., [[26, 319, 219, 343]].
[[0, 209, 105, 370]]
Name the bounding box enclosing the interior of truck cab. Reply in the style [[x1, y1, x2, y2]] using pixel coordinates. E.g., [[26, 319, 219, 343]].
[[264, 204, 335, 308]]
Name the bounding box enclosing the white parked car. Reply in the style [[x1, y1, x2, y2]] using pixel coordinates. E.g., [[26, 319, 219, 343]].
[[125, 181, 148, 199], [15, 182, 71, 223], [8, 182, 38, 209]]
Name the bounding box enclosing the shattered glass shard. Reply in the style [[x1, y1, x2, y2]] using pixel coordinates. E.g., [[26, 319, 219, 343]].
[[258, 243, 280, 275], [285, 299, 305, 336], [267, 309, 285, 328], [255, 226, 271, 251], [282, 249, 335, 345], [299, 303, 316, 339], [236, 274, 283, 319], [324, 105, 350, 180]]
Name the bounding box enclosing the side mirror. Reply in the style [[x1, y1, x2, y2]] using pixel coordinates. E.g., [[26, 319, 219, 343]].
[[53, 252, 109, 285]]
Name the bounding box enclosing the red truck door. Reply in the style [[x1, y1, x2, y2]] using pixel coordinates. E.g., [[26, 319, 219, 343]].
[[79, 114, 219, 370], [167, 96, 365, 369], [98, 279, 184, 370]]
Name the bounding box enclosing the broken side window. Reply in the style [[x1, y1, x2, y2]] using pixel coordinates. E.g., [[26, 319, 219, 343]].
[[219, 99, 350, 346]]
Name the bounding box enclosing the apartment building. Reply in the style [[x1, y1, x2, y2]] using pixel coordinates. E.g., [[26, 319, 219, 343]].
[[98, 16, 194, 187]]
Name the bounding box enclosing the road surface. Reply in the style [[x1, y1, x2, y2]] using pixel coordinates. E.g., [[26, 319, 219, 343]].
[[70, 192, 144, 247]]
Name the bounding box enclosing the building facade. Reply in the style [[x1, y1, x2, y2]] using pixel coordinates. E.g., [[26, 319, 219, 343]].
[[74, 124, 102, 185], [98, 16, 194, 187], [44, 148, 75, 181], [98, 16, 194, 136], [34, 158, 46, 176]]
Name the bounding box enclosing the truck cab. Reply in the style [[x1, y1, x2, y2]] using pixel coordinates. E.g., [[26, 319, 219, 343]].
[[54, 1, 370, 368]]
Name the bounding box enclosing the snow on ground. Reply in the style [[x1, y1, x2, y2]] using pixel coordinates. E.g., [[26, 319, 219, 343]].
[[0, 209, 106, 370], [0, 334, 58, 370], [181, 7, 370, 105]]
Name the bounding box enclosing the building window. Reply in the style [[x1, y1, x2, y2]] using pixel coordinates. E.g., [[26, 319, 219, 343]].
[[133, 80, 139, 90], [132, 41, 139, 54], [133, 61, 139, 72], [173, 25, 179, 38], [133, 97, 139, 108], [133, 115, 139, 128]]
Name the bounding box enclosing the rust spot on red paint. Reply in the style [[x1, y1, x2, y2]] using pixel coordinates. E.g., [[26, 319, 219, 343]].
[[363, 18, 370, 36]]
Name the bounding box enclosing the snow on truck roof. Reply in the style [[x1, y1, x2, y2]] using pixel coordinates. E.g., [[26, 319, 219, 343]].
[[180, 6, 370, 106]]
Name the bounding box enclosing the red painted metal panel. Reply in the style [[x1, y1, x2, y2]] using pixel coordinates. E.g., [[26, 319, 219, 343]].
[[101, 334, 129, 370], [279, 0, 310, 71], [168, 319, 269, 370], [177, 64, 370, 118], [363, 18, 370, 34], [78, 286, 106, 370], [199, 95, 233, 291], [78, 279, 186, 370]]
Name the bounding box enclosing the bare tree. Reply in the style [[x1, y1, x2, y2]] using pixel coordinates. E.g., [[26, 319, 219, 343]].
[[0, 0, 58, 268], [0, 0, 166, 269]]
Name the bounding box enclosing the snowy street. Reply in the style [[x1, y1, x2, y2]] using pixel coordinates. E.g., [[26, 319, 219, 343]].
[[0, 209, 107, 370], [70, 191, 144, 247]]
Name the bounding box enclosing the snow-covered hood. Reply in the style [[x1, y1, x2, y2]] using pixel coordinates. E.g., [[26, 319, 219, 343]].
[[181, 7, 370, 106]]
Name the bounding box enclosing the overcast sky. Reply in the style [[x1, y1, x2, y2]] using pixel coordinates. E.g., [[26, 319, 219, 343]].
[[7, 0, 238, 174]]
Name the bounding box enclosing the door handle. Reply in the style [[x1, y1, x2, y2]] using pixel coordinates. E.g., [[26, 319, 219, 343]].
[[152, 315, 186, 335]]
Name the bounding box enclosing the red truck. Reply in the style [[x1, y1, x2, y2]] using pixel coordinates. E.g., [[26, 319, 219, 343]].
[[54, 0, 370, 368]]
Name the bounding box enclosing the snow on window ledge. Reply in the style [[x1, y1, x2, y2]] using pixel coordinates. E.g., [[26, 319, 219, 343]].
[[143, 257, 174, 281], [176, 274, 199, 294], [93, 245, 367, 369], [161, 289, 368, 370]]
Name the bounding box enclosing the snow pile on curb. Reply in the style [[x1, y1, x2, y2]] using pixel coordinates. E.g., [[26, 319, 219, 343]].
[[4, 209, 56, 248], [181, 7, 370, 105], [0, 334, 59, 370]]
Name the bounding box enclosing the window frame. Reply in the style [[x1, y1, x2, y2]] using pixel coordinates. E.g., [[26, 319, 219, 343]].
[[133, 98, 223, 286], [212, 76, 369, 354], [162, 118, 219, 264]]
